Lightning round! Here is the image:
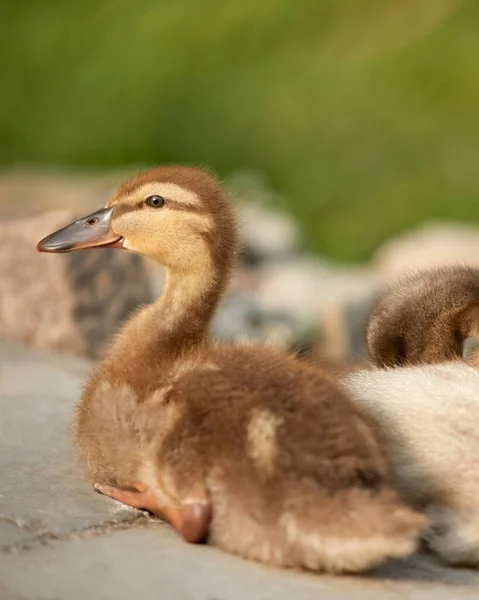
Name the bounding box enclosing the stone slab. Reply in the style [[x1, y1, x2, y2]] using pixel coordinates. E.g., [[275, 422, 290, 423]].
[[0, 523, 35, 547], [1, 526, 479, 600], [0, 341, 137, 536], [2, 339, 479, 598]]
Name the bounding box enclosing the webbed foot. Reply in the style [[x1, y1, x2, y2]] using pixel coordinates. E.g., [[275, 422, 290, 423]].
[[93, 483, 211, 543]]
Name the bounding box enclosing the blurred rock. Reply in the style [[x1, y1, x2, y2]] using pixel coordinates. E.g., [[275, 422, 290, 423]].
[[212, 290, 318, 353], [252, 257, 328, 316], [237, 202, 301, 263], [227, 171, 301, 263], [253, 257, 380, 314], [313, 289, 383, 365], [0, 211, 151, 359], [233, 257, 382, 363], [0, 167, 131, 219], [344, 289, 383, 358], [373, 221, 479, 279]]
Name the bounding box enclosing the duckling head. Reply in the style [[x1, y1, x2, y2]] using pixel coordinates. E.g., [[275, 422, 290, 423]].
[[37, 166, 237, 273]]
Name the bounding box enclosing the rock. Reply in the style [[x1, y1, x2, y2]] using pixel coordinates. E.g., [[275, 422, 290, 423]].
[[0, 523, 35, 547], [373, 221, 479, 279], [0, 167, 130, 219], [212, 290, 318, 353], [313, 289, 382, 365], [0, 211, 152, 359], [4, 528, 479, 600], [253, 257, 380, 315], [252, 257, 328, 316], [237, 203, 301, 263], [250, 258, 381, 363], [0, 339, 138, 536], [227, 171, 301, 263]]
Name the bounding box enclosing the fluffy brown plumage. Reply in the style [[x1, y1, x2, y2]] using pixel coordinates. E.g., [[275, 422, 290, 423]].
[[367, 265, 479, 368], [38, 166, 425, 573]]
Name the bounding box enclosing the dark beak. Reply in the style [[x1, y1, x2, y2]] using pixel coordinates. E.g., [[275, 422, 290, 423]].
[[36, 207, 124, 253]]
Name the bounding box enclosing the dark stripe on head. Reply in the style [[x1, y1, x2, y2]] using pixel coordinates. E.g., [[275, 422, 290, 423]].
[[111, 199, 209, 218]]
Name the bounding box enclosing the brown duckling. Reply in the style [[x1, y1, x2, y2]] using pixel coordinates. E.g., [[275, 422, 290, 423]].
[[37, 166, 425, 573], [367, 265, 479, 368], [343, 266, 479, 566]]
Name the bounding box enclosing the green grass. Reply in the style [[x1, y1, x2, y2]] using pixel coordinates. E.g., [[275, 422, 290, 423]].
[[1, 0, 478, 260]]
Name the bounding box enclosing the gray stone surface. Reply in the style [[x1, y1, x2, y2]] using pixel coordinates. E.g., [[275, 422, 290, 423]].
[[0, 523, 35, 547], [2, 527, 479, 600], [0, 339, 138, 536], [0, 338, 91, 377], [2, 339, 479, 599]]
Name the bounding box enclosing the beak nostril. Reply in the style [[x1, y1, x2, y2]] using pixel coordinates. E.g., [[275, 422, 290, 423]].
[[37, 206, 121, 253]]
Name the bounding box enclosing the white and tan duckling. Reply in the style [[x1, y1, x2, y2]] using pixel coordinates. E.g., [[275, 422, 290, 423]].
[[37, 166, 425, 573], [343, 265, 479, 567]]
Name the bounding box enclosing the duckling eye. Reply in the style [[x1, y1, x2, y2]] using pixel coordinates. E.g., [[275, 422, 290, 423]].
[[145, 195, 165, 208]]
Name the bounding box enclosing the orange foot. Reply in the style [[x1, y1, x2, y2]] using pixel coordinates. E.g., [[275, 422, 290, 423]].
[[93, 483, 211, 543]]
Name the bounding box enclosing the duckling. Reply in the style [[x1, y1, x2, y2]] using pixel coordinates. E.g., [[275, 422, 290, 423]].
[[37, 166, 425, 573], [367, 265, 479, 368], [343, 265, 479, 566]]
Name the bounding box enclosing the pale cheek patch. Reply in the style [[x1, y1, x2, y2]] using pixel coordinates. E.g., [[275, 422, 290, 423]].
[[166, 210, 213, 233], [116, 211, 213, 252], [113, 212, 151, 252], [247, 408, 284, 475]]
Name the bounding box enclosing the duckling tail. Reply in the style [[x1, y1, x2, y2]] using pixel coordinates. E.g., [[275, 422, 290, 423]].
[[209, 478, 426, 573], [367, 265, 479, 368], [276, 487, 426, 573]]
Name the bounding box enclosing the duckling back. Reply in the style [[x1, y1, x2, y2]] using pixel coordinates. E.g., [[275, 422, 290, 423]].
[[159, 345, 426, 573], [367, 265, 479, 368]]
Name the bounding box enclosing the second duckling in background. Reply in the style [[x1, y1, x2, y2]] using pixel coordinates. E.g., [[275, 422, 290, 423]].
[[343, 265, 479, 567]]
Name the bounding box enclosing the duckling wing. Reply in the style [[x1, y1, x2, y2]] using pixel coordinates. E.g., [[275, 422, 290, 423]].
[[157, 345, 426, 573]]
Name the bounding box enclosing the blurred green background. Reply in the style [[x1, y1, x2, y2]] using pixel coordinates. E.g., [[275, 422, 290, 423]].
[[0, 0, 476, 261]]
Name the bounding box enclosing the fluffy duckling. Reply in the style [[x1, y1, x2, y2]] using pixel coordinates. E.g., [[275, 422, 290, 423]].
[[37, 166, 425, 573], [343, 266, 479, 566], [367, 265, 479, 368]]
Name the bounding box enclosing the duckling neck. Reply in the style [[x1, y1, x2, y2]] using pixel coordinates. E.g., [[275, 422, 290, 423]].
[[157, 264, 225, 342], [106, 258, 228, 377]]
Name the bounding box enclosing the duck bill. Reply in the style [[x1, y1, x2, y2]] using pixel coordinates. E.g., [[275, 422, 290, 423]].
[[36, 207, 124, 253]]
